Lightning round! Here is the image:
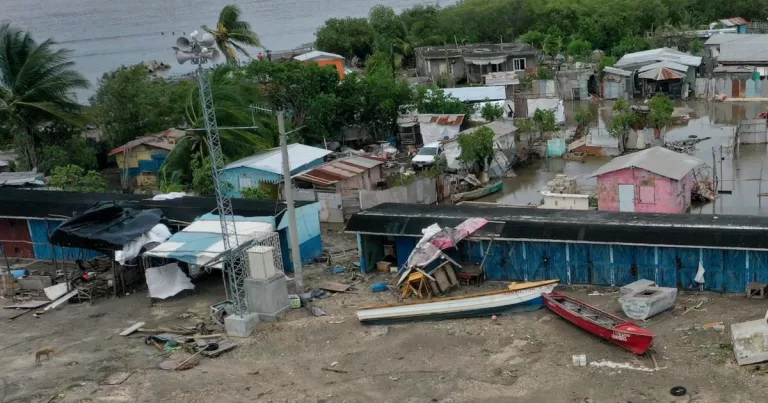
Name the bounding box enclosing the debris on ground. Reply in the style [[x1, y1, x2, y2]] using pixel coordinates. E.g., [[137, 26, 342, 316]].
[[664, 137, 711, 155], [100, 372, 133, 385]]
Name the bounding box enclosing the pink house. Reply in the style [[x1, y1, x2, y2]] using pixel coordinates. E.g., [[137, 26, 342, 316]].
[[590, 147, 702, 214]]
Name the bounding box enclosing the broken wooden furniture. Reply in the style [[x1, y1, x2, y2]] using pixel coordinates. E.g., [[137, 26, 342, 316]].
[[747, 282, 767, 300], [456, 263, 484, 286]]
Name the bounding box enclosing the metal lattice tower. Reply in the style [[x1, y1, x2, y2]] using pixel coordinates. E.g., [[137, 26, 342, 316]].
[[175, 31, 248, 315]]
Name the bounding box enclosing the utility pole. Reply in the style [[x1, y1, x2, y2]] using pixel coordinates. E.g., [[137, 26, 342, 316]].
[[279, 111, 304, 292]]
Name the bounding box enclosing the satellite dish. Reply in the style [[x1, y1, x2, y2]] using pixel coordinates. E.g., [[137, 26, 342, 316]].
[[175, 50, 196, 65], [200, 32, 216, 47], [176, 37, 191, 51]]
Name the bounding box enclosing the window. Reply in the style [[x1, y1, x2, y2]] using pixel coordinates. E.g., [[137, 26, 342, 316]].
[[639, 185, 655, 203], [513, 58, 526, 71], [418, 147, 439, 156]]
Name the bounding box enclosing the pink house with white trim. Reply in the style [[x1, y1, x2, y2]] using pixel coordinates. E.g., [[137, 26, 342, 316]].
[[590, 147, 702, 214]]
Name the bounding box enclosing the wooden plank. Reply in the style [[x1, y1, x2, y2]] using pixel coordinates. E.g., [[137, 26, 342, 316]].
[[119, 321, 146, 336], [43, 290, 77, 311], [4, 300, 49, 309], [318, 281, 352, 293]]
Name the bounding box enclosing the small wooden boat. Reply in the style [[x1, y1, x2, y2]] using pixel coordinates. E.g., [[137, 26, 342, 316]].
[[619, 286, 677, 321], [357, 280, 558, 325], [452, 181, 503, 203], [543, 293, 655, 355]]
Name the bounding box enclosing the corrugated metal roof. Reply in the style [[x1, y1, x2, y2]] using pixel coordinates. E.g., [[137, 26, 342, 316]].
[[615, 47, 701, 68], [589, 147, 703, 180], [442, 86, 506, 102], [416, 114, 465, 126], [224, 143, 333, 174], [109, 128, 184, 156], [0, 171, 44, 186], [459, 120, 517, 136], [706, 34, 768, 47], [719, 43, 768, 63], [719, 17, 748, 27], [602, 66, 632, 77], [294, 156, 384, 186], [637, 61, 688, 80], [294, 51, 344, 62]]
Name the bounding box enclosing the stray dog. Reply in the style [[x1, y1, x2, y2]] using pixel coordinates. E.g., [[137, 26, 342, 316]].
[[35, 348, 54, 363]]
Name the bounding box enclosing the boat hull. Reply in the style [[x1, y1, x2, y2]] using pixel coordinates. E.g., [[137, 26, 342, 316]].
[[619, 286, 677, 320], [543, 293, 654, 355], [358, 281, 557, 325], [452, 181, 503, 202]]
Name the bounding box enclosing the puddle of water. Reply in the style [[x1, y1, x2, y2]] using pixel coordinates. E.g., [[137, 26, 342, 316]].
[[481, 100, 768, 215]]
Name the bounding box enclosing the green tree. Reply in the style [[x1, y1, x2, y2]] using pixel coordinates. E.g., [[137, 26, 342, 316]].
[[480, 99, 504, 122], [535, 66, 556, 80], [533, 109, 557, 132], [90, 64, 189, 147], [610, 35, 650, 58], [413, 87, 470, 116], [203, 4, 261, 64], [566, 38, 592, 60], [690, 38, 703, 56], [241, 186, 271, 200], [457, 126, 494, 172], [315, 18, 376, 61], [48, 165, 107, 192], [0, 24, 89, 170], [190, 155, 216, 196], [608, 99, 637, 152], [647, 94, 674, 130], [574, 107, 593, 135], [520, 30, 546, 49]]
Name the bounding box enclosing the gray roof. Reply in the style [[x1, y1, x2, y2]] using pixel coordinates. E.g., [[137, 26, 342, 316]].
[[418, 43, 537, 59], [442, 86, 506, 102], [704, 34, 751, 46], [602, 66, 632, 77], [615, 47, 702, 68], [719, 43, 768, 63], [590, 147, 703, 180], [0, 171, 44, 187], [459, 120, 517, 136]]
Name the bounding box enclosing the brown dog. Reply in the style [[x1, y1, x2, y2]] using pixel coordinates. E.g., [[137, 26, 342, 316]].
[[35, 348, 54, 363]]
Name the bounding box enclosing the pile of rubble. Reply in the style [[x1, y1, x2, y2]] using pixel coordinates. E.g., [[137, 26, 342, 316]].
[[546, 174, 579, 194], [664, 137, 711, 155]]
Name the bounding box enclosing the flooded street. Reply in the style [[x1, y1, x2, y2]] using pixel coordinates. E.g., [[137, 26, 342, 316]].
[[482, 100, 768, 216]]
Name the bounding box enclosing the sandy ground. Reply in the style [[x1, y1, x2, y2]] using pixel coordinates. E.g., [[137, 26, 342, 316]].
[[3, 249, 768, 402]]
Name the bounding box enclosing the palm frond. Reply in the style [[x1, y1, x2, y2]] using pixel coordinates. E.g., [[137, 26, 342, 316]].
[[227, 29, 260, 47], [229, 41, 252, 59]]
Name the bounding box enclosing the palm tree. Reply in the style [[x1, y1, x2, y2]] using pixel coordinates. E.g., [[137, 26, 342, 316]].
[[203, 5, 261, 64], [0, 24, 89, 169]]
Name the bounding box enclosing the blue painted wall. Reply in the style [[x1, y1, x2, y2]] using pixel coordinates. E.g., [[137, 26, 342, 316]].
[[28, 219, 102, 260], [222, 158, 325, 198], [371, 237, 768, 293]]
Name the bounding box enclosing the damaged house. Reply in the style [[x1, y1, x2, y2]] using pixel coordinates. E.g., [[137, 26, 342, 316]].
[[415, 43, 539, 84]]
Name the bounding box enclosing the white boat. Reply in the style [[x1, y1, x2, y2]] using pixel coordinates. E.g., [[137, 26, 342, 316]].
[[619, 286, 677, 320], [357, 280, 558, 325]]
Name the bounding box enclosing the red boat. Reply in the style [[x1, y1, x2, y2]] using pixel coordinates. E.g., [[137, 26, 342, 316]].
[[543, 293, 655, 355]]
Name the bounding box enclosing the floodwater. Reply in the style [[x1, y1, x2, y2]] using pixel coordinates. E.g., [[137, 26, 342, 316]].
[[0, 0, 444, 100], [481, 100, 768, 216]]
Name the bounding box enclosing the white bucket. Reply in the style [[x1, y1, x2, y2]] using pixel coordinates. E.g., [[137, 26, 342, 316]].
[[572, 354, 587, 367]]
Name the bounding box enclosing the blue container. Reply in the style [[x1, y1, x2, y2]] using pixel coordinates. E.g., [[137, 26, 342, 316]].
[[371, 282, 388, 293], [10, 269, 29, 280]]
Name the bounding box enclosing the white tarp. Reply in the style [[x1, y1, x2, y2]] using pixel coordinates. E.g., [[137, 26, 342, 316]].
[[115, 224, 172, 265], [145, 263, 195, 299], [526, 99, 565, 124], [151, 192, 187, 200], [420, 122, 462, 144], [143, 215, 274, 268]]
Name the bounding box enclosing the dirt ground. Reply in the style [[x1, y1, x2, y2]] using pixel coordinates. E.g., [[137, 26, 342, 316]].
[[3, 233, 768, 402]]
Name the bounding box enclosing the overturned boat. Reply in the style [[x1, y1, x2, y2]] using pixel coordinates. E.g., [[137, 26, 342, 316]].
[[619, 286, 677, 321], [357, 280, 558, 325]]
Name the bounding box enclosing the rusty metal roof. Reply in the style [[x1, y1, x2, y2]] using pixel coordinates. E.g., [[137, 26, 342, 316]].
[[108, 128, 185, 156], [294, 156, 385, 186], [719, 17, 748, 27], [417, 114, 465, 126]]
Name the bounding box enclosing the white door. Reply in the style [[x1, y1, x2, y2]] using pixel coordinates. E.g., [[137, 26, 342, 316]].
[[618, 184, 635, 212]]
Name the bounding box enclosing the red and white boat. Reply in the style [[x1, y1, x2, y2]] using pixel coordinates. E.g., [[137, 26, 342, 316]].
[[543, 293, 655, 355]]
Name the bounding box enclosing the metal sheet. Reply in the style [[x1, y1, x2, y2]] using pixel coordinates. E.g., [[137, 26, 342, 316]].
[[569, 243, 590, 284], [749, 251, 768, 285], [590, 244, 612, 285], [657, 247, 678, 288], [725, 250, 748, 293], [613, 245, 635, 286], [702, 248, 725, 292]]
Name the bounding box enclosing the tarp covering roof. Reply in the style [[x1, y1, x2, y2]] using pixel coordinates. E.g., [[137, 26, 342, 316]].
[[346, 203, 768, 250], [109, 128, 184, 156], [143, 213, 274, 268], [602, 66, 632, 77], [589, 146, 703, 180], [294, 156, 384, 186], [50, 202, 165, 252], [224, 144, 332, 174], [615, 47, 701, 68], [0, 189, 313, 222], [637, 61, 688, 80], [0, 171, 44, 187], [442, 86, 506, 102]]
